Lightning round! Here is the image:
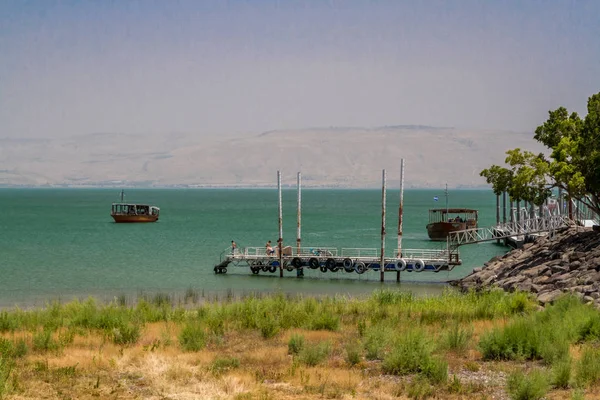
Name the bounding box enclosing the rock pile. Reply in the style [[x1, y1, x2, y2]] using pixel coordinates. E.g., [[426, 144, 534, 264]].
[[453, 226, 600, 308]]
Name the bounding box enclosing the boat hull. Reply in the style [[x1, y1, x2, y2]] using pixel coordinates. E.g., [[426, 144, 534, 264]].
[[111, 214, 159, 223], [426, 221, 473, 241]]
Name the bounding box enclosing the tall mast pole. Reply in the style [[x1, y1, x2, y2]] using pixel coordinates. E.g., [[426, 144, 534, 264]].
[[397, 160, 405, 282], [278, 170, 283, 278], [445, 183, 449, 215], [397, 159, 405, 256], [297, 172, 301, 253], [380, 169, 386, 282]]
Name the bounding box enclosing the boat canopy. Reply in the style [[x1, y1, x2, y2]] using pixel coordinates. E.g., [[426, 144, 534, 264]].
[[111, 203, 160, 215], [428, 208, 478, 223]]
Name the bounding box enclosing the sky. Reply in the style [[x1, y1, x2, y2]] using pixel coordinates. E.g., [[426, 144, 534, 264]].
[[1, 0, 599, 139]]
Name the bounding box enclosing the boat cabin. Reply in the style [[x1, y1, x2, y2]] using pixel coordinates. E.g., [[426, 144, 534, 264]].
[[111, 203, 160, 216], [428, 208, 478, 224]]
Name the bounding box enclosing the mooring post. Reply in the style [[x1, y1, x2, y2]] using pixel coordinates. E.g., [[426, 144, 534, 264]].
[[397, 160, 404, 282], [278, 170, 283, 278], [296, 172, 302, 277], [502, 192, 507, 223], [496, 194, 500, 225], [380, 169, 386, 282], [496, 193, 500, 243], [557, 188, 562, 215], [297, 172, 301, 253]]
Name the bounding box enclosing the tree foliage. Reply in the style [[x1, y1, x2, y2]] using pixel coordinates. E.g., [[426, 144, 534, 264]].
[[480, 92, 600, 215]]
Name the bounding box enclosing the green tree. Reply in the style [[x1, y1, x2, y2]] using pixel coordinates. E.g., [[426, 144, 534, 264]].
[[481, 92, 600, 217]]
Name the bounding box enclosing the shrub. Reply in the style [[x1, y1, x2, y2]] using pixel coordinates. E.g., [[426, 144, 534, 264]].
[[406, 375, 434, 399], [345, 343, 362, 367], [0, 356, 13, 398], [575, 345, 600, 388], [178, 322, 206, 352], [309, 312, 339, 331], [507, 369, 549, 400], [570, 389, 585, 400], [210, 357, 240, 375], [422, 356, 448, 385], [258, 317, 279, 339], [32, 329, 57, 352], [110, 322, 141, 346], [287, 334, 305, 355], [299, 341, 331, 367], [0, 312, 18, 333], [363, 324, 392, 360], [552, 358, 572, 389], [442, 323, 472, 352], [479, 318, 541, 361], [578, 313, 600, 342], [382, 330, 433, 376]]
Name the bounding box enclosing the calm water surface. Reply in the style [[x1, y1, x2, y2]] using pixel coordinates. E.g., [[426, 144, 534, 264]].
[[0, 188, 507, 308]]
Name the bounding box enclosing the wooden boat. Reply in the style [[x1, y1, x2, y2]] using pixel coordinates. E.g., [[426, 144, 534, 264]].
[[426, 184, 477, 240], [426, 208, 478, 241], [111, 190, 160, 223]]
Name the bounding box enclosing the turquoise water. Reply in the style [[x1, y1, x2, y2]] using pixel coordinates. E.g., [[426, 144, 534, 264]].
[[0, 188, 507, 307]]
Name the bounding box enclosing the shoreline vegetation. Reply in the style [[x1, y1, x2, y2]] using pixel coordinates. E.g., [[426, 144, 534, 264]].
[[1, 289, 600, 399]]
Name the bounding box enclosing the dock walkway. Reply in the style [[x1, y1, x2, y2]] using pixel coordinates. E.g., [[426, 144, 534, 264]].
[[214, 246, 458, 275]]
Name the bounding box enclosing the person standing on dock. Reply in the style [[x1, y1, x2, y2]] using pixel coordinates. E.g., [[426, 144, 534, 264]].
[[231, 241, 237, 254]]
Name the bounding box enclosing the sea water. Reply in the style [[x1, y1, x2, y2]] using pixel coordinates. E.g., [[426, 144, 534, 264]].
[[0, 188, 507, 308]]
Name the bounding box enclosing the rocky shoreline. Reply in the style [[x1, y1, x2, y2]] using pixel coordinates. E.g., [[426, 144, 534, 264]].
[[452, 225, 600, 309]]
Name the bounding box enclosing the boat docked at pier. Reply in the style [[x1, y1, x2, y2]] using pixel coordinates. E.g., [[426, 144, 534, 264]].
[[111, 190, 160, 223], [426, 184, 477, 241], [426, 208, 478, 241]]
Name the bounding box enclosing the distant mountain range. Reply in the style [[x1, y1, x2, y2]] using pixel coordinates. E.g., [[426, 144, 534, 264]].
[[0, 126, 545, 188]]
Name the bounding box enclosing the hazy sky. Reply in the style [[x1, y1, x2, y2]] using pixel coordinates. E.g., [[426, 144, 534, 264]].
[[1, 0, 599, 138]]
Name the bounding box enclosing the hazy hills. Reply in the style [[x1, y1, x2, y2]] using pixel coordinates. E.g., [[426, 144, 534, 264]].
[[0, 126, 545, 188]]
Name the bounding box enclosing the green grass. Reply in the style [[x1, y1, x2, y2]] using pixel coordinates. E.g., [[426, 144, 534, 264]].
[[381, 329, 447, 384], [0, 289, 598, 399], [345, 342, 362, 366], [287, 333, 305, 355], [506, 369, 549, 400], [299, 341, 331, 367], [575, 345, 600, 388], [441, 323, 472, 352], [210, 356, 240, 375], [479, 295, 600, 363], [178, 322, 206, 352]]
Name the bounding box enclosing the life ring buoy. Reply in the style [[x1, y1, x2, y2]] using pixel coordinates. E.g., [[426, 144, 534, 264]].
[[355, 262, 367, 274], [309, 257, 320, 269], [342, 258, 353, 271], [292, 257, 303, 268], [320, 266, 328, 273], [414, 259, 425, 272], [326, 258, 337, 271], [396, 258, 407, 271]]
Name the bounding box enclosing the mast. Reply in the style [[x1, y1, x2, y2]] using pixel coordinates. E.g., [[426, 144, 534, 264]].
[[297, 172, 301, 253], [278, 170, 283, 278], [380, 169, 386, 282], [397, 159, 405, 256], [120, 189, 124, 202], [445, 183, 449, 215]]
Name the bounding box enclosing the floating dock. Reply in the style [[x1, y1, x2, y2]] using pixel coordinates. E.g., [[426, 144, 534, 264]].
[[214, 246, 459, 276]]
